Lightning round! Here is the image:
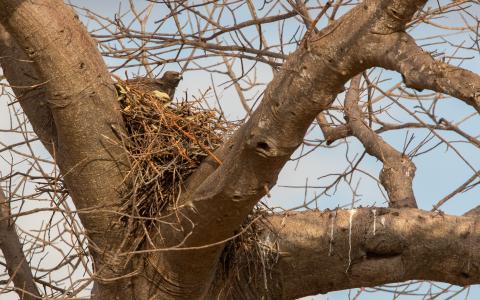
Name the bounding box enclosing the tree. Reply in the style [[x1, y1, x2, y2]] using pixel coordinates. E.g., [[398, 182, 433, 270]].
[[1, 0, 480, 299]]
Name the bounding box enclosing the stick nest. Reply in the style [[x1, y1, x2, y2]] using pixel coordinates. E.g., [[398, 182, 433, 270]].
[[115, 80, 278, 282], [115, 80, 234, 221]]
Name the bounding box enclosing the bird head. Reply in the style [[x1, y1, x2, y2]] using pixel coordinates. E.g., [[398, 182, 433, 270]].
[[161, 71, 183, 86]]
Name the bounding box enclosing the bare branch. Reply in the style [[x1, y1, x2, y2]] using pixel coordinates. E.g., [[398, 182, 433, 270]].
[[344, 75, 417, 208], [273, 208, 480, 298], [211, 208, 480, 299], [374, 33, 480, 113], [0, 188, 40, 300], [316, 113, 351, 145]]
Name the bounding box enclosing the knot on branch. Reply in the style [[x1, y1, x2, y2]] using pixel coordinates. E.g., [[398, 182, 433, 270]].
[[247, 134, 290, 159]]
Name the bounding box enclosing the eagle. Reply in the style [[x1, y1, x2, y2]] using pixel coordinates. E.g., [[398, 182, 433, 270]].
[[125, 71, 182, 100]]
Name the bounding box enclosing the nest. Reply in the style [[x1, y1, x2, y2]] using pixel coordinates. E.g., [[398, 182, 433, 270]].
[[115, 80, 234, 220], [115, 79, 278, 285], [215, 204, 279, 294]]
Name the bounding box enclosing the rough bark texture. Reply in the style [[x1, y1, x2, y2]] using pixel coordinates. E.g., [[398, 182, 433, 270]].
[[0, 1, 133, 299], [244, 208, 480, 299], [0, 23, 56, 154], [206, 208, 480, 299]]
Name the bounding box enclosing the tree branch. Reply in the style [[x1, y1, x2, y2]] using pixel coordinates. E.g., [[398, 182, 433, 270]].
[[0, 1, 132, 298], [344, 75, 417, 208], [0, 23, 56, 154], [153, 0, 429, 297], [316, 112, 352, 145], [212, 208, 480, 299], [0, 188, 40, 300], [373, 32, 480, 113]]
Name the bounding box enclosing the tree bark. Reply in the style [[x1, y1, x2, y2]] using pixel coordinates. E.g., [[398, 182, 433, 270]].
[[374, 33, 480, 113], [0, 23, 56, 154], [0, 1, 133, 299], [210, 208, 480, 299]]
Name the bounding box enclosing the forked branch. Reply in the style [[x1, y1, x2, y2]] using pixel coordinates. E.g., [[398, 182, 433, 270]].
[[344, 75, 417, 208]]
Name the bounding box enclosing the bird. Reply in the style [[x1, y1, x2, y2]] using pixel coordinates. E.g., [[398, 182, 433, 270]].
[[125, 71, 182, 100]]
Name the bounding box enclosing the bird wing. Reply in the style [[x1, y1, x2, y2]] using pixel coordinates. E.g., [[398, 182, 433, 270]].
[[152, 91, 171, 105]]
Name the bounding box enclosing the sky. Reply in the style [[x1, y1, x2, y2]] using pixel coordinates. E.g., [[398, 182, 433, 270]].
[[1, 0, 480, 299]]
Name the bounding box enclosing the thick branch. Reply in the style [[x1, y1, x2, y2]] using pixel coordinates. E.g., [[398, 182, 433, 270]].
[[0, 188, 40, 300], [153, 8, 363, 300], [212, 208, 480, 299], [153, 0, 429, 298], [374, 32, 480, 113], [0, 24, 56, 154], [344, 75, 417, 208], [0, 1, 132, 298]]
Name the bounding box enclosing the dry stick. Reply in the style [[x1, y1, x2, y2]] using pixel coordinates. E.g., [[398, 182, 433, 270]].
[[221, 55, 252, 115], [301, 0, 332, 41], [170, 118, 223, 165], [119, 214, 263, 256], [431, 171, 480, 212], [376, 87, 478, 175], [344, 75, 418, 208], [316, 113, 352, 145]]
